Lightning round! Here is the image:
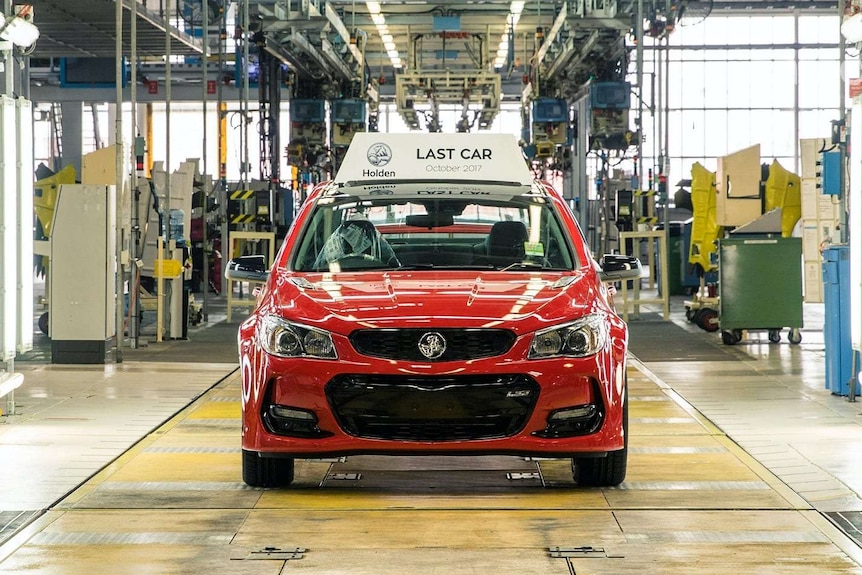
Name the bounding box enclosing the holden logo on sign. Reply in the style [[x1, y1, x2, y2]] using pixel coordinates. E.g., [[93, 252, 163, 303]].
[[367, 143, 392, 167], [418, 332, 447, 360]]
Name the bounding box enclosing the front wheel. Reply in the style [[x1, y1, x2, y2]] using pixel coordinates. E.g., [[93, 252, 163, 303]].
[[572, 388, 627, 487], [242, 449, 295, 487]]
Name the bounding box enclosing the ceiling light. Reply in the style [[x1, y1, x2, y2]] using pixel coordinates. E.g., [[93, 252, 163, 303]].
[[365, 2, 401, 71], [842, 13, 862, 43], [510, 0, 525, 14], [0, 13, 39, 46]]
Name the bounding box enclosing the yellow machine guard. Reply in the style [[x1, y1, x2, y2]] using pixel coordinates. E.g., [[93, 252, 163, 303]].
[[688, 162, 723, 273], [764, 159, 802, 238]]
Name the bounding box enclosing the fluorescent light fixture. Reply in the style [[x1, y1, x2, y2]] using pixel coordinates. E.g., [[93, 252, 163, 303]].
[[0, 13, 39, 46], [367, 4, 401, 71], [842, 13, 862, 43], [0, 97, 17, 361], [0, 371, 23, 399], [494, 0, 523, 69], [16, 99, 33, 354]]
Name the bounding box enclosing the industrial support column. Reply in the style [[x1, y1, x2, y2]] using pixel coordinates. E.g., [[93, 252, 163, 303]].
[[60, 102, 83, 175], [202, 0, 210, 322], [114, 0, 124, 362]]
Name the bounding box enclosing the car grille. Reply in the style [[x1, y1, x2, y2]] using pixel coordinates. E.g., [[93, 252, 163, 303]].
[[349, 328, 516, 362], [325, 374, 539, 441]]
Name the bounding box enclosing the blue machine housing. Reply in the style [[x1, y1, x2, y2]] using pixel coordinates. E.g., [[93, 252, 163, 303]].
[[823, 246, 857, 395], [590, 81, 631, 110], [531, 98, 568, 123], [331, 99, 367, 124], [290, 100, 326, 123]]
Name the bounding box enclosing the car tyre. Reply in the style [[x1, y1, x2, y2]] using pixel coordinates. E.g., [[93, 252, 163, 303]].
[[242, 449, 295, 487], [572, 387, 628, 487]]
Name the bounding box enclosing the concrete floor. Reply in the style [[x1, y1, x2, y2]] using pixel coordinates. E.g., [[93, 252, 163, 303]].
[[1, 295, 862, 573]]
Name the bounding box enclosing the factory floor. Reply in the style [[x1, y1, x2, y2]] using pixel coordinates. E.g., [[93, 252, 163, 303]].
[[2, 293, 862, 574]]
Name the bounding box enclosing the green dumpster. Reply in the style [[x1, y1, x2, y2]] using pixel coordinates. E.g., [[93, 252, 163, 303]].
[[717, 236, 803, 345], [656, 221, 686, 296]]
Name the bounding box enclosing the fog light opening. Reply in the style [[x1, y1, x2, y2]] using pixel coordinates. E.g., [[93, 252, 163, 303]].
[[535, 403, 603, 438], [271, 405, 316, 421], [549, 405, 597, 421], [264, 404, 332, 438]]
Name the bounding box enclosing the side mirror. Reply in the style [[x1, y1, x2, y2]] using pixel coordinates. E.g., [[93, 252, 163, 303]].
[[225, 255, 269, 283], [598, 254, 644, 283]]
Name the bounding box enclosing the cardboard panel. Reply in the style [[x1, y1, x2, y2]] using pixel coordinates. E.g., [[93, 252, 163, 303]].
[[716, 144, 763, 227]]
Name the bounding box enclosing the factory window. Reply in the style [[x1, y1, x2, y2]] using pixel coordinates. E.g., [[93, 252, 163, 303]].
[[643, 13, 854, 181]]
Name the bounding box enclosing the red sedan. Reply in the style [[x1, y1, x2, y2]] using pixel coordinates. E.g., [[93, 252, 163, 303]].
[[227, 133, 642, 488]]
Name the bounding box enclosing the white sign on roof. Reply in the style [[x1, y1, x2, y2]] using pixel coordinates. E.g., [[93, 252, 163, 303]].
[[333, 133, 535, 187]]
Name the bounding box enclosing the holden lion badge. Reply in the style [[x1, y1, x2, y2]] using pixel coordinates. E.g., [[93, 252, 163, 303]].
[[367, 143, 392, 167], [418, 332, 447, 360]]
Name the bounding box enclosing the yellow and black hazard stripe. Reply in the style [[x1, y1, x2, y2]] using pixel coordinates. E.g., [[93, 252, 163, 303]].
[[634, 189, 657, 197], [636, 216, 659, 225], [230, 189, 255, 201], [230, 214, 256, 224]]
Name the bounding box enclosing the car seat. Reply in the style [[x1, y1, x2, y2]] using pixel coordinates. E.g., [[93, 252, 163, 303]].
[[474, 220, 528, 267], [314, 218, 398, 268]]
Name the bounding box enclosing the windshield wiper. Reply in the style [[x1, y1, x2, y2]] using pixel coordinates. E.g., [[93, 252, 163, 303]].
[[499, 262, 568, 272], [393, 263, 498, 271], [393, 263, 437, 270]]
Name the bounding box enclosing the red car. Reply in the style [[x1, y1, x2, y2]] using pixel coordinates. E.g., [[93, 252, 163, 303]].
[[227, 133, 642, 488]]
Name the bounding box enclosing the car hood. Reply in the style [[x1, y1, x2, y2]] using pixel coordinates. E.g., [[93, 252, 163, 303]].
[[267, 270, 605, 335]]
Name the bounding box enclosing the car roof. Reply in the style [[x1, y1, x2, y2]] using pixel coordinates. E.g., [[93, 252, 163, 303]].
[[319, 180, 556, 203]]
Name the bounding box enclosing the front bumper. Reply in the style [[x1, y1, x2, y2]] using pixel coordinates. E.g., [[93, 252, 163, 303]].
[[240, 332, 627, 457]]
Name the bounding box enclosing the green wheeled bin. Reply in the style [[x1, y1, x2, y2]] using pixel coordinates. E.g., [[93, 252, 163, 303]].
[[717, 236, 803, 345]]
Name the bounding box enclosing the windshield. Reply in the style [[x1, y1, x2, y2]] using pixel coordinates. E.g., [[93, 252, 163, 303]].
[[292, 193, 579, 273]]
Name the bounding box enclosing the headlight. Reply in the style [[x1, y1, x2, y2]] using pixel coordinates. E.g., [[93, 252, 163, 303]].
[[258, 315, 337, 359], [528, 314, 608, 359]]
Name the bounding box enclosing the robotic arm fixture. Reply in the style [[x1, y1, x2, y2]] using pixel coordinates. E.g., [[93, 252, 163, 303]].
[[241, 0, 374, 230], [521, 0, 692, 160]]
